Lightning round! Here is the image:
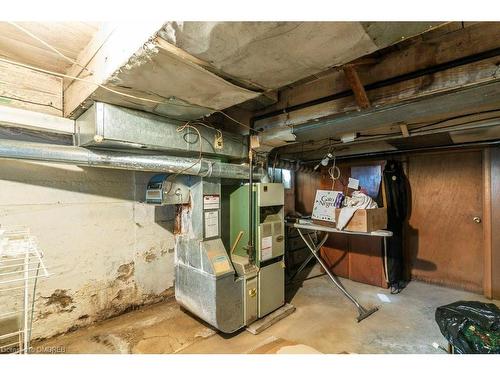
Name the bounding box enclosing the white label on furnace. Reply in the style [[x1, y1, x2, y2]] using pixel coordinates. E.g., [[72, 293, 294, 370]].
[[261, 236, 273, 261], [203, 195, 220, 210], [204, 210, 219, 238]]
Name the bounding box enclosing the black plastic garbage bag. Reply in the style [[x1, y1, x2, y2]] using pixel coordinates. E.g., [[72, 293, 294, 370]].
[[435, 301, 500, 354]]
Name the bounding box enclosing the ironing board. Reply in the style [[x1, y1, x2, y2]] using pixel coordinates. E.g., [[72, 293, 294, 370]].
[[287, 220, 392, 322]]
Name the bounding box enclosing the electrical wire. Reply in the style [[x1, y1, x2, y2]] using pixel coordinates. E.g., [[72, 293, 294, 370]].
[[326, 149, 341, 190], [214, 110, 260, 133], [328, 165, 341, 189], [0, 56, 172, 106], [411, 109, 500, 132], [191, 121, 224, 147], [162, 118, 247, 197], [163, 122, 204, 196], [7, 22, 93, 75], [0, 56, 257, 133], [1, 23, 260, 135], [5, 22, 243, 171]]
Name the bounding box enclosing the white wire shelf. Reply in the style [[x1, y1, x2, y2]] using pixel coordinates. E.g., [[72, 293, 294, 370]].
[[0, 225, 50, 354]]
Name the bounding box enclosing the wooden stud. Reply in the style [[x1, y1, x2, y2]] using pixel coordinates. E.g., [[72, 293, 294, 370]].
[[0, 105, 74, 134], [399, 123, 410, 137], [245, 303, 296, 335], [342, 65, 371, 109]]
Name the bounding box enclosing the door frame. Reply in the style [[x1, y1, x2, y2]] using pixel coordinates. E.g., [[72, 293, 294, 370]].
[[483, 147, 500, 299]]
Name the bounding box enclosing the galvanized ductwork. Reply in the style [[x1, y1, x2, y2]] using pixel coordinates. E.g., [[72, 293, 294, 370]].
[[0, 139, 262, 180], [77, 102, 248, 160], [175, 177, 245, 333]]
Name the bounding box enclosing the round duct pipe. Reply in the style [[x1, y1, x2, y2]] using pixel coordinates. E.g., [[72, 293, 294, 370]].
[[0, 139, 263, 180]]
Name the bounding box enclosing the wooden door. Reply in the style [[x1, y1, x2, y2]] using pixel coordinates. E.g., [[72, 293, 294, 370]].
[[407, 151, 484, 293]]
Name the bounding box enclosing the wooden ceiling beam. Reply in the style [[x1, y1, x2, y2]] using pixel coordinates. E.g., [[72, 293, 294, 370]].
[[256, 54, 500, 131], [254, 22, 500, 119], [0, 105, 74, 134], [342, 65, 371, 109], [399, 122, 410, 137], [0, 59, 62, 116]]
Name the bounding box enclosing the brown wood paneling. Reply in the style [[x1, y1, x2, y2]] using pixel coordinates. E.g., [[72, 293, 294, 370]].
[[295, 171, 321, 215], [320, 234, 350, 279], [318, 163, 387, 288], [349, 237, 385, 287], [319, 166, 351, 193], [318, 165, 353, 281], [407, 151, 484, 293]]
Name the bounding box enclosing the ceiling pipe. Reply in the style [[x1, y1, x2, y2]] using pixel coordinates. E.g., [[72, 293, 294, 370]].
[[305, 140, 500, 163], [0, 139, 262, 180]]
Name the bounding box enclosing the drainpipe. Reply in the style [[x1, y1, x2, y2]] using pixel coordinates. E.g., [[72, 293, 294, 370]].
[[0, 139, 262, 180]]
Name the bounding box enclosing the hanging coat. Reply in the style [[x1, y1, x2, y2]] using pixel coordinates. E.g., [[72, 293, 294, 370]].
[[383, 160, 409, 293]]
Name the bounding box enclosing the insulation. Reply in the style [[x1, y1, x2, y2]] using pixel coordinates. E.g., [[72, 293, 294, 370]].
[[159, 22, 440, 89], [94, 40, 260, 120]]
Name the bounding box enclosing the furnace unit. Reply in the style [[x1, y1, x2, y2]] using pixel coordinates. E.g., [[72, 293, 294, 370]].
[[146, 175, 286, 333], [230, 183, 285, 319]]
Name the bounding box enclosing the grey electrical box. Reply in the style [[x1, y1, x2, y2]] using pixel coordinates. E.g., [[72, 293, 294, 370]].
[[145, 174, 190, 205]]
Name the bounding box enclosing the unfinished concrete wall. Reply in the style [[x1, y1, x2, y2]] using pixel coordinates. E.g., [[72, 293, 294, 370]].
[[0, 160, 175, 339]]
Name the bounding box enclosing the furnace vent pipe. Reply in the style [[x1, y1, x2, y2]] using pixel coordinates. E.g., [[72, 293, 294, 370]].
[[0, 139, 262, 180]]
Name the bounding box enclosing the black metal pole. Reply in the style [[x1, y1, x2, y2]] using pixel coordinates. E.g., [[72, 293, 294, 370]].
[[247, 137, 255, 264]]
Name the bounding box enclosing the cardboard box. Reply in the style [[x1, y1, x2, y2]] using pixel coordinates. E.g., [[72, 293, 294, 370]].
[[335, 207, 387, 232]]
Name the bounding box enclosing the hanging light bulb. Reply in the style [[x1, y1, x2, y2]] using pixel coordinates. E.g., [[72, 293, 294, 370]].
[[321, 153, 333, 166], [314, 152, 333, 170]]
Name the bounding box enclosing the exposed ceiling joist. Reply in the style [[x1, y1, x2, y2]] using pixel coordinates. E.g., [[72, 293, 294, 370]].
[[256, 53, 500, 134], [254, 22, 500, 121], [160, 22, 442, 90], [0, 22, 99, 74], [0, 59, 62, 116], [0, 21, 447, 125], [271, 81, 500, 160], [253, 23, 500, 151], [0, 104, 74, 134]]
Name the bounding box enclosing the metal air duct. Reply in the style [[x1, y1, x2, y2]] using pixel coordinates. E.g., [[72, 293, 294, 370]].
[[0, 139, 262, 180]]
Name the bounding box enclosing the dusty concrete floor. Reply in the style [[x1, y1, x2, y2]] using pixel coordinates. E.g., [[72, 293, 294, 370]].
[[34, 266, 499, 354]]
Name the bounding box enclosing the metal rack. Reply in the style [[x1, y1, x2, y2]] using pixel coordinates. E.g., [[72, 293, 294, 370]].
[[0, 226, 49, 354]]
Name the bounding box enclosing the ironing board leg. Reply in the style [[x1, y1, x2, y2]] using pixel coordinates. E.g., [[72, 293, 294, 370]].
[[297, 228, 378, 322]]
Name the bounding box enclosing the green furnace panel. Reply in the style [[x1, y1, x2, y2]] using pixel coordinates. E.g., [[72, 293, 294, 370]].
[[229, 183, 285, 267]]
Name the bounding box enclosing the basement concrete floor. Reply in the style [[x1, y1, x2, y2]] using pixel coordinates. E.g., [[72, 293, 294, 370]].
[[34, 266, 499, 354]]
